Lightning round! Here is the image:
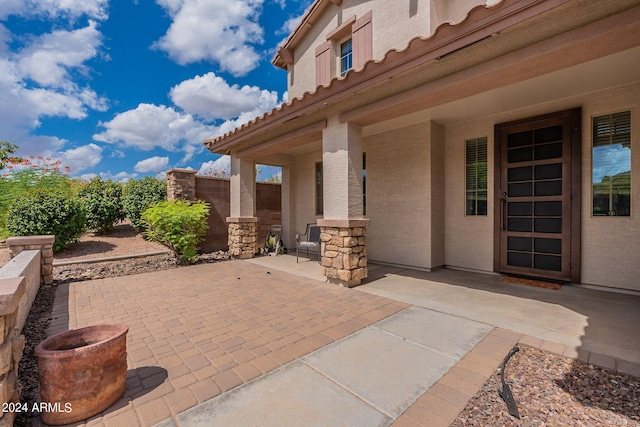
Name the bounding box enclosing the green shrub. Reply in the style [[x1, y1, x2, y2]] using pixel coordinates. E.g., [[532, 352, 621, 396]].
[[0, 167, 80, 239], [78, 178, 124, 234], [7, 189, 85, 251], [141, 200, 209, 264], [122, 177, 167, 232]]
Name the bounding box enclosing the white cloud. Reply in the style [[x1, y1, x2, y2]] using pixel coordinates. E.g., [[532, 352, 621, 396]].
[[93, 104, 217, 157], [153, 0, 264, 76], [0, 21, 107, 143], [79, 170, 138, 182], [57, 143, 103, 173], [0, 0, 108, 20], [135, 156, 170, 173], [170, 72, 280, 120], [198, 156, 230, 177], [17, 20, 103, 87]]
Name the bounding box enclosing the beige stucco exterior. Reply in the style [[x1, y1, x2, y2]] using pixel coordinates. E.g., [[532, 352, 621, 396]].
[[285, 0, 490, 100], [207, 0, 640, 291]]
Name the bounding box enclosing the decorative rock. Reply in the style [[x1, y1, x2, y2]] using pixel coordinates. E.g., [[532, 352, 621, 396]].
[[320, 225, 368, 287]]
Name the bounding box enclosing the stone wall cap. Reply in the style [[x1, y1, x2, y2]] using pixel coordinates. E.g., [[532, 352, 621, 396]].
[[317, 219, 370, 228], [166, 168, 197, 174], [6, 235, 55, 245], [226, 217, 258, 223], [0, 277, 26, 316]]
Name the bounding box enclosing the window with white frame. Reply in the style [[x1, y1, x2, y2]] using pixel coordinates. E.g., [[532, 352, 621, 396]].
[[465, 137, 488, 216], [592, 111, 631, 216]]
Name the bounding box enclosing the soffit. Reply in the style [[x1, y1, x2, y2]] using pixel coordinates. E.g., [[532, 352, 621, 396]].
[[206, 0, 640, 156]]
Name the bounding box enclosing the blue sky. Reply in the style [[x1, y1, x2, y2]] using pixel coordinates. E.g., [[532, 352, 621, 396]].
[[0, 0, 311, 180]]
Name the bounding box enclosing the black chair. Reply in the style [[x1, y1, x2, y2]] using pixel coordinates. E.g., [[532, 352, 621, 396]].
[[296, 224, 321, 263]]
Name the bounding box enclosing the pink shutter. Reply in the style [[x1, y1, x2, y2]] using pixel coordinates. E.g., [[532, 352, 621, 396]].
[[352, 11, 372, 70], [315, 41, 331, 87]]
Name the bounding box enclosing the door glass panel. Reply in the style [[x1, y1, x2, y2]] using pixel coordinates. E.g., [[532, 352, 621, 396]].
[[534, 163, 562, 180], [509, 182, 532, 197], [534, 180, 562, 196], [534, 254, 562, 271], [534, 201, 562, 216], [534, 142, 562, 160], [535, 125, 562, 144], [508, 252, 532, 268], [508, 202, 532, 216], [508, 166, 532, 182], [508, 236, 531, 252], [507, 131, 532, 148], [534, 238, 562, 254], [508, 218, 532, 232], [534, 218, 562, 233], [508, 147, 533, 163]]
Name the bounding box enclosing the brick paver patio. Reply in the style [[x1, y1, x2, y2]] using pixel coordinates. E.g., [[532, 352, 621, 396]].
[[47, 261, 408, 426]]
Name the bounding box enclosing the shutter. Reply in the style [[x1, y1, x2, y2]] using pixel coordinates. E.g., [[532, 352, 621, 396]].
[[352, 11, 372, 70], [593, 111, 631, 148], [315, 41, 331, 87]]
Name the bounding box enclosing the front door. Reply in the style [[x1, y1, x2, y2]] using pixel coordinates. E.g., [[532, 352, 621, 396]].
[[494, 109, 581, 283]]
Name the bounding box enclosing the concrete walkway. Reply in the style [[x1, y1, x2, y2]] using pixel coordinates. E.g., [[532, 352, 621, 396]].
[[44, 256, 640, 426]]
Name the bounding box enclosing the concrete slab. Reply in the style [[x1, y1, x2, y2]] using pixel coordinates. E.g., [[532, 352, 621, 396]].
[[373, 307, 493, 359], [302, 319, 475, 418], [175, 361, 390, 427]]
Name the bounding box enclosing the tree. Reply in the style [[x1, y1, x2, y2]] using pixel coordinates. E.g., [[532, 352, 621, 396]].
[[0, 141, 19, 170]]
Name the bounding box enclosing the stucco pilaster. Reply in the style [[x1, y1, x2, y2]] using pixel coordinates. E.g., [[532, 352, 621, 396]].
[[322, 117, 363, 219], [230, 155, 256, 218]]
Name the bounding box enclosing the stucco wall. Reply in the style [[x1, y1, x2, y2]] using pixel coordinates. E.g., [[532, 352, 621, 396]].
[[291, 150, 324, 242], [364, 121, 432, 268], [0, 250, 40, 332], [443, 82, 640, 291], [288, 0, 457, 100]]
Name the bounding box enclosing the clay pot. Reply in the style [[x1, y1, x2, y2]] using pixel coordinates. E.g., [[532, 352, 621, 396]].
[[35, 324, 128, 425]]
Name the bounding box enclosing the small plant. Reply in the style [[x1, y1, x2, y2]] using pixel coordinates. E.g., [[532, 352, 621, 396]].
[[78, 178, 124, 234], [7, 189, 85, 251], [122, 177, 167, 232], [141, 200, 209, 264]]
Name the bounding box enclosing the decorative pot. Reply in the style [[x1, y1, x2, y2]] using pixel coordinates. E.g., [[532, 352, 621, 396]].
[[35, 324, 128, 425]]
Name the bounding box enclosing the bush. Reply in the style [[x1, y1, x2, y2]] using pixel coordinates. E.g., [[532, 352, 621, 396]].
[[7, 189, 85, 251], [122, 177, 167, 232], [78, 178, 124, 234], [141, 200, 209, 264], [0, 166, 80, 239]]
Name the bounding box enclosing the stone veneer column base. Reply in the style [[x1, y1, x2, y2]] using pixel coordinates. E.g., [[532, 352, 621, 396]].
[[227, 217, 258, 259], [6, 235, 55, 285], [318, 219, 369, 288]]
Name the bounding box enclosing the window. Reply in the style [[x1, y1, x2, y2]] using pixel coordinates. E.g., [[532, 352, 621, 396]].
[[362, 152, 366, 215], [315, 162, 323, 215], [465, 137, 488, 216], [592, 111, 631, 216], [340, 39, 352, 77]]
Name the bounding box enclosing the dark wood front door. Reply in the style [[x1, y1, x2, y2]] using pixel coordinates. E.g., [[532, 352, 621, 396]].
[[494, 109, 581, 283]]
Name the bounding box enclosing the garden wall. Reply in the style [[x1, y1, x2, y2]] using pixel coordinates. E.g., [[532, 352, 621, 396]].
[[0, 235, 53, 426], [166, 170, 282, 253]]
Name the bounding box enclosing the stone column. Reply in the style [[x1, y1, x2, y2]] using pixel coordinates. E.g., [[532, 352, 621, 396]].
[[226, 217, 258, 259], [166, 168, 197, 201], [318, 219, 369, 287], [227, 155, 258, 258], [6, 235, 55, 285], [320, 117, 369, 286]]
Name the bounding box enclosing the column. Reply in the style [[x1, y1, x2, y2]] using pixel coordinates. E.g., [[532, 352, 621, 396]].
[[318, 117, 369, 287], [226, 155, 258, 258]]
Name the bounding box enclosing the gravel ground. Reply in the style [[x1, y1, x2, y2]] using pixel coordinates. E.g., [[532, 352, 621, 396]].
[[452, 346, 640, 426], [8, 224, 640, 426]]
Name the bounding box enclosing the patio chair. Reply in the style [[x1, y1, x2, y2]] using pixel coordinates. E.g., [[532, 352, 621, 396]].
[[296, 224, 321, 263]]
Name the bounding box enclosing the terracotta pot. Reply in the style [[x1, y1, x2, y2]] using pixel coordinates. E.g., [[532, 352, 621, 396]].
[[35, 324, 128, 425]]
